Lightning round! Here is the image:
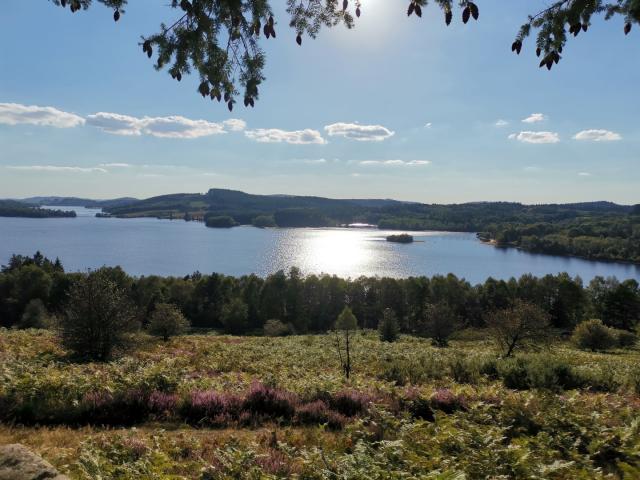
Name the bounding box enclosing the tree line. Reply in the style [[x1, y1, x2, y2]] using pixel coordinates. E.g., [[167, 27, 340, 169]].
[[2, 252, 638, 337], [0, 201, 76, 219]]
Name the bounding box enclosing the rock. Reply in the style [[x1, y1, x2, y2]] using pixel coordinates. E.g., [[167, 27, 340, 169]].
[[0, 444, 68, 480]]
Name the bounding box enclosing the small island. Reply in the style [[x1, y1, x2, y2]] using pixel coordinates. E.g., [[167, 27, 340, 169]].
[[386, 233, 414, 244]]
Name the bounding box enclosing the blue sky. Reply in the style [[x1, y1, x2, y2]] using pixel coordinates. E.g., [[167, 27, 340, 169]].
[[1, 1, 638, 203]]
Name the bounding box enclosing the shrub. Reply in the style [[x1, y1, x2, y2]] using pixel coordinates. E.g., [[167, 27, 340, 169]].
[[242, 382, 296, 420], [17, 298, 49, 329], [328, 391, 369, 417], [294, 400, 330, 425], [614, 329, 637, 349], [378, 308, 400, 342], [148, 303, 190, 341], [59, 269, 137, 361], [148, 391, 179, 418], [498, 356, 585, 391], [572, 319, 617, 351], [263, 319, 291, 337], [448, 354, 481, 384], [430, 389, 467, 414]]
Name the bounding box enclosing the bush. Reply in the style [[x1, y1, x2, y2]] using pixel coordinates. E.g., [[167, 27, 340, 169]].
[[378, 308, 399, 343], [614, 329, 637, 349], [242, 382, 296, 420], [263, 319, 291, 337], [572, 319, 617, 351], [148, 303, 189, 341], [17, 298, 49, 329], [448, 354, 481, 384], [498, 355, 585, 391], [59, 269, 137, 361]]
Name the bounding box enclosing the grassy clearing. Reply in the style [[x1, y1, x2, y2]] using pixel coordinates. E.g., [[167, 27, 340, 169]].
[[1, 329, 639, 478]]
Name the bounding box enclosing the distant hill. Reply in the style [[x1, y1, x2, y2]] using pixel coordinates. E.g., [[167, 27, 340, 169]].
[[99, 187, 635, 230], [20, 196, 138, 209]]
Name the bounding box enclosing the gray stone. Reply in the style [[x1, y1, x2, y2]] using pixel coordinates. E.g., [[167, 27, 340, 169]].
[[0, 444, 68, 480]]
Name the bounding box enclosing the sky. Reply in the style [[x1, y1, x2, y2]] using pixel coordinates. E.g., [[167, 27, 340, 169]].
[[0, 1, 638, 204]]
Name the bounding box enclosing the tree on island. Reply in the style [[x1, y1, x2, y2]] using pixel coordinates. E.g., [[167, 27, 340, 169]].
[[49, 0, 638, 108]]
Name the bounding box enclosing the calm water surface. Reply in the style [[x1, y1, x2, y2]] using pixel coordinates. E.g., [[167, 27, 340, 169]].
[[1, 207, 638, 283]]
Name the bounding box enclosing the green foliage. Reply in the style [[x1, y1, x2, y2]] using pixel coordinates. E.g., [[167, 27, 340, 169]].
[[204, 215, 238, 228], [17, 298, 50, 329], [486, 301, 551, 357], [378, 308, 399, 342], [251, 214, 276, 228], [147, 303, 189, 341], [59, 268, 138, 361], [221, 297, 249, 334], [572, 318, 618, 351], [416, 302, 460, 347]]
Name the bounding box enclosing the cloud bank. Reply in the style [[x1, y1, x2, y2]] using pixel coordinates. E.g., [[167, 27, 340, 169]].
[[359, 160, 430, 167], [0, 103, 85, 128]]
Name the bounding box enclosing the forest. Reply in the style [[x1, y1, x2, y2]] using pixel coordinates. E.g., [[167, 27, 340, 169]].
[[0, 200, 76, 218], [2, 252, 638, 335]]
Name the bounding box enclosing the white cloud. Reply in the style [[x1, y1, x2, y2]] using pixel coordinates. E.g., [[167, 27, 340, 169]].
[[509, 131, 560, 144], [6, 165, 107, 173], [578, 172, 592, 176], [524, 166, 541, 172], [222, 119, 247, 132], [86, 112, 229, 138], [359, 160, 431, 167], [86, 112, 143, 136], [522, 113, 547, 123], [424, 122, 432, 129], [495, 119, 509, 127], [142, 116, 225, 139], [573, 129, 622, 142], [0, 102, 85, 128], [324, 122, 395, 142], [99, 162, 131, 168], [244, 128, 326, 145]]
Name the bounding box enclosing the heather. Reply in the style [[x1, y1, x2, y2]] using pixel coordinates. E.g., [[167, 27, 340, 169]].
[[1, 329, 640, 478]]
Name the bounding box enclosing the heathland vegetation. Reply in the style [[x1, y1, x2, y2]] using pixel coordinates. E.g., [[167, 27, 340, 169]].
[[1, 252, 640, 478]]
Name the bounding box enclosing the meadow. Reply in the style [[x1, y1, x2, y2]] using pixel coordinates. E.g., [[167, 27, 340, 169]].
[[1, 329, 639, 479]]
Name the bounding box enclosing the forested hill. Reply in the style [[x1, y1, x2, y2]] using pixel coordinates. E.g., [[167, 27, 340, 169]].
[[99, 189, 640, 263], [20, 196, 138, 209], [0, 200, 76, 218]]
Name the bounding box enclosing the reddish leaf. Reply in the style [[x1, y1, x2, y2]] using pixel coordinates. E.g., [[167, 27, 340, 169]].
[[415, 4, 422, 17], [469, 2, 479, 20], [296, 33, 302, 45], [445, 10, 452, 25]]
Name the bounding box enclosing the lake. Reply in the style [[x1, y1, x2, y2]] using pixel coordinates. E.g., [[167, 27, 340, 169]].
[[1, 206, 639, 284]]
